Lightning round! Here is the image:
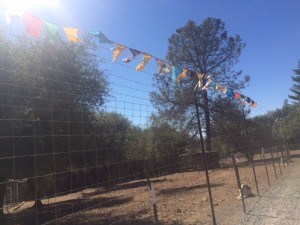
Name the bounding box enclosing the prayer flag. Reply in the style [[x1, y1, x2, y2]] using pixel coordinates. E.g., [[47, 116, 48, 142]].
[[156, 59, 172, 75], [136, 53, 152, 71], [123, 49, 141, 63], [250, 100, 257, 108], [23, 12, 43, 38], [176, 69, 188, 81], [227, 89, 235, 98], [156, 59, 164, 74], [221, 86, 228, 94], [241, 96, 247, 105], [112, 44, 126, 62], [202, 79, 213, 91], [233, 92, 241, 99], [64, 27, 80, 43], [246, 97, 251, 104], [90, 31, 113, 43], [45, 21, 60, 42], [171, 66, 183, 81]]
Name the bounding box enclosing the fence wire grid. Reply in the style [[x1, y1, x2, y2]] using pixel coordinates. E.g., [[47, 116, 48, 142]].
[[0, 27, 299, 225]]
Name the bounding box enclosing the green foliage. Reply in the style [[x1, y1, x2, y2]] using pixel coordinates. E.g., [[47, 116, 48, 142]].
[[0, 31, 109, 204], [210, 96, 250, 157], [94, 111, 133, 164], [289, 60, 300, 104], [125, 122, 189, 174], [151, 17, 248, 152]]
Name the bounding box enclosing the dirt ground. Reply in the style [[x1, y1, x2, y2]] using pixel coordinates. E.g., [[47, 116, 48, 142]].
[[7, 150, 299, 225]]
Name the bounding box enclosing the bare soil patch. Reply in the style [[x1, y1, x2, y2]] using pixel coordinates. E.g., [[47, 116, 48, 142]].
[[6, 150, 299, 225]]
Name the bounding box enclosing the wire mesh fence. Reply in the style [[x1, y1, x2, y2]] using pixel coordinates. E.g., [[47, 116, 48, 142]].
[[0, 26, 299, 225]]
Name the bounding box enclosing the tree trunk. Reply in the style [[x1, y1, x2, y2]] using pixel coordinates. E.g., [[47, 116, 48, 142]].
[[203, 91, 212, 152]]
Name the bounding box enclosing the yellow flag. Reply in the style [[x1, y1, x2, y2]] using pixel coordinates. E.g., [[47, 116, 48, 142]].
[[112, 44, 126, 62], [136, 53, 152, 71], [176, 68, 188, 81], [63, 27, 80, 43]]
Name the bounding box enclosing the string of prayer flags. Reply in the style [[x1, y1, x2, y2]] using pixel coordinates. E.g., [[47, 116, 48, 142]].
[[171, 66, 183, 81], [206, 78, 257, 108], [45, 21, 60, 42], [2, 7, 259, 109], [136, 53, 152, 71], [112, 44, 126, 62], [176, 68, 188, 82], [23, 12, 43, 38], [123, 49, 141, 63], [63, 27, 80, 43], [90, 31, 113, 43]]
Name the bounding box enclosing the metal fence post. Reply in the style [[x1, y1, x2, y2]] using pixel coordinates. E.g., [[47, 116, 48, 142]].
[[261, 147, 270, 187], [275, 146, 282, 175], [194, 92, 217, 225], [270, 146, 277, 179], [231, 154, 246, 214]]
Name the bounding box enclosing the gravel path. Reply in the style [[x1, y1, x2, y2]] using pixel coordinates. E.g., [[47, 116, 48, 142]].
[[232, 159, 300, 225]]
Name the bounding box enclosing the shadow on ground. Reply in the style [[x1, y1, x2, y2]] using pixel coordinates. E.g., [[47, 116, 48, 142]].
[[159, 183, 224, 196], [5, 195, 133, 225]]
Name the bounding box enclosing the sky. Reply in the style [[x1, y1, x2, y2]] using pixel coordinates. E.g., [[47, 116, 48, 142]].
[[0, 0, 300, 123]]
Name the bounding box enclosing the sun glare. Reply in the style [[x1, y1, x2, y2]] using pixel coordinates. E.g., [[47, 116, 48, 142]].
[[0, 0, 59, 12]]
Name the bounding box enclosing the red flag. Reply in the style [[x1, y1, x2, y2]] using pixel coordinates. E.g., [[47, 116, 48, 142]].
[[23, 12, 43, 38], [233, 92, 241, 99]]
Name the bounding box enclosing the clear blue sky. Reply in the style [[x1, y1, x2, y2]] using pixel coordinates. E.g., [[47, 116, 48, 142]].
[[1, 0, 300, 120]]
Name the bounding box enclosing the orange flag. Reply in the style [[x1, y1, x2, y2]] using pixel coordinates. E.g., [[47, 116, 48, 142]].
[[23, 12, 43, 38], [63, 27, 80, 43], [176, 68, 189, 81], [136, 53, 152, 71], [112, 44, 126, 62]]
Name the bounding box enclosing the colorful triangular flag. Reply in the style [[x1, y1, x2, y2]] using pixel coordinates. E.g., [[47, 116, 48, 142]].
[[112, 44, 126, 62], [45, 21, 60, 42], [156, 59, 172, 75], [233, 92, 241, 100], [246, 97, 251, 104], [176, 68, 188, 81], [250, 100, 257, 108], [90, 31, 113, 43], [202, 77, 213, 91], [123, 49, 141, 63], [23, 12, 43, 38], [226, 89, 235, 98], [63, 27, 80, 43], [171, 66, 183, 81], [136, 53, 152, 71]]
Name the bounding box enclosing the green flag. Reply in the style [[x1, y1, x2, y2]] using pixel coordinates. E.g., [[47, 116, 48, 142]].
[[45, 21, 60, 42], [90, 31, 113, 43]]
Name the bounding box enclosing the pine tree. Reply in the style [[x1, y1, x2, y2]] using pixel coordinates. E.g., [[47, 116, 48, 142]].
[[289, 61, 300, 104]]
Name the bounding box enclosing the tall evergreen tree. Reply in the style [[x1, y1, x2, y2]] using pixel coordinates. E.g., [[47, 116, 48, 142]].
[[289, 60, 300, 104], [151, 18, 249, 151]]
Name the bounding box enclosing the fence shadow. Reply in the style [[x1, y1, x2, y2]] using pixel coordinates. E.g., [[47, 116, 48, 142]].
[[159, 183, 224, 196], [7, 196, 133, 225], [48, 209, 185, 225]]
